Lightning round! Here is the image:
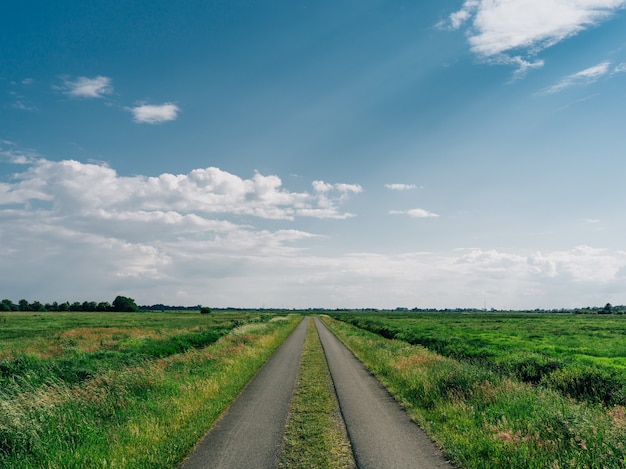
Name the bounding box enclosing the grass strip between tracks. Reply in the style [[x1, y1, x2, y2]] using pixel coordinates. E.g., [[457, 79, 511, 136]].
[[1, 315, 301, 468], [321, 315, 626, 469], [277, 317, 355, 469]]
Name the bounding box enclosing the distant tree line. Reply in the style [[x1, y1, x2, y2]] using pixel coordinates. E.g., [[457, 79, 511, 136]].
[[0, 295, 139, 312], [139, 304, 204, 311]]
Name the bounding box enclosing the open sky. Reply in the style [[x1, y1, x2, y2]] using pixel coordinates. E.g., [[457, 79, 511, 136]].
[[2, 0, 626, 309]]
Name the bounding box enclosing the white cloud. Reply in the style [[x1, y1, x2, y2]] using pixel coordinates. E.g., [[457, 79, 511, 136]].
[[0, 154, 366, 304], [538, 61, 612, 94], [385, 183, 417, 191], [390, 208, 439, 218], [129, 103, 180, 124], [444, 1, 626, 72], [0, 158, 361, 221], [63, 76, 113, 98], [614, 62, 626, 73], [2, 150, 625, 309]]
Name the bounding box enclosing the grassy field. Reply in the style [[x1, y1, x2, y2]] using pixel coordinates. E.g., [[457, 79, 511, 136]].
[[332, 312, 626, 406], [0, 310, 301, 468], [323, 314, 626, 468]]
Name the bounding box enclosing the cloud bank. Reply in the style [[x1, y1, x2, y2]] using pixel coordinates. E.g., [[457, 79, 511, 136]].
[[1, 149, 624, 309]]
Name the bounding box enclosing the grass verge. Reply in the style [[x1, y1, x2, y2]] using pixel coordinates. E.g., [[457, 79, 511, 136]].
[[0, 315, 301, 468], [277, 317, 355, 469], [321, 316, 626, 469]]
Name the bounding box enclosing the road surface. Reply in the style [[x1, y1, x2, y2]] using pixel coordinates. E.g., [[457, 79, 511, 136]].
[[180, 317, 454, 468], [179, 318, 307, 469], [315, 317, 453, 469]]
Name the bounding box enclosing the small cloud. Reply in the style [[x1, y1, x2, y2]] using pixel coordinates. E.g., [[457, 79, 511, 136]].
[[129, 103, 180, 124], [584, 218, 600, 224], [313, 181, 362, 194], [385, 183, 417, 191], [21, 78, 34, 85], [63, 76, 113, 98], [614, 62, 626, 73], [538, 61, 611, 95], [389, 208, 439, 218], [10, 101, 35, 111]]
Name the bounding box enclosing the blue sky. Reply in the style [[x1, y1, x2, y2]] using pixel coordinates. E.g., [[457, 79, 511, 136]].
[[2, 0, 626, 309]]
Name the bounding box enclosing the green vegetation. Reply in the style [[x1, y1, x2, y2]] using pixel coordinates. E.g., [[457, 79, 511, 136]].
[[278, 318, 354, 469], [0, 310, 300, 468], [322, 315, 626, 469], [332, 312, 626, 406]]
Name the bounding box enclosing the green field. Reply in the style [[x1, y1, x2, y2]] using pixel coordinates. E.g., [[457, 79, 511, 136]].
[[332, 312, 626, 406], [4, 310, 626, 468], [0, 310, 301, 468], [324, 313, 626, 468]]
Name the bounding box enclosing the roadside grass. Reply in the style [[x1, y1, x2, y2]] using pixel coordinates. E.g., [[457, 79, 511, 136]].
[[277, 317, 355, 469], [334, 313, 626, 406], [0, 313, 301, 468], [321, 316, 626, 469]]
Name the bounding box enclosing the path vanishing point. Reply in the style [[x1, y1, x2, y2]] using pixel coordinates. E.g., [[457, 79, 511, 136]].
[[179, 317, 454, 469]]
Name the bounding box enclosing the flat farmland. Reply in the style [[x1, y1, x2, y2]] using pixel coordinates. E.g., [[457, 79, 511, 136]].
[[0, 310, 301, 468], [334, 312, 626, 405], [324, 313, 626, 468]]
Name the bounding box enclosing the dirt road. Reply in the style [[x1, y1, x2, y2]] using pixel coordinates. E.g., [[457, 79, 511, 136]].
[[180, 317, 453, 468]]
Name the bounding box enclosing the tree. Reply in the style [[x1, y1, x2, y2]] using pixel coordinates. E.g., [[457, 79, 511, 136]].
[[601, 303, 613, 314], [112, 295, 138, 312], [18, 299, 31, 311], [200, 306, 212, 314], [1, 299, 14, 311]]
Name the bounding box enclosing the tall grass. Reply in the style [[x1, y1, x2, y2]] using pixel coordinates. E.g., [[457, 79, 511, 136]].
[[322, 316, 626, 469], [0, 313, 301, 468]]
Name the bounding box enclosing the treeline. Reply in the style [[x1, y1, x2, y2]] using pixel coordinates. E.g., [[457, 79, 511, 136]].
[[1, 295, 139, 312]]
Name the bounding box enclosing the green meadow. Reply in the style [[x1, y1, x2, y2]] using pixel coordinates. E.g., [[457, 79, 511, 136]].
[[0, 310, 301, 468], [324, 313, 626, 468], [331, 312, 626, 406]]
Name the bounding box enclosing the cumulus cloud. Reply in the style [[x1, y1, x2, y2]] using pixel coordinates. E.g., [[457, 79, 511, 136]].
[[385, 183, 417, 191], [129, 103, 180, 124], [0, 152, 366, 304], [389, 208, 439, 218], [538, 61, 612, 94], [0, 158, 361, 221], [443, 1, 626, 73], [63, 76, 113, 98]]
